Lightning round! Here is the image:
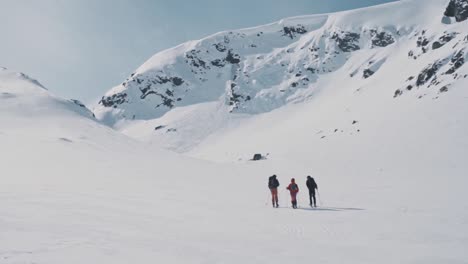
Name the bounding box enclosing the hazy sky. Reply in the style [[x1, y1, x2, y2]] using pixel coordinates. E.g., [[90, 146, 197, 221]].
[[0, 0, 397, 103]]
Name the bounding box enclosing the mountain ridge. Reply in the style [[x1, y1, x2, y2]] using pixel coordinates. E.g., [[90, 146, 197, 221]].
[[94, 0, 466, 129]]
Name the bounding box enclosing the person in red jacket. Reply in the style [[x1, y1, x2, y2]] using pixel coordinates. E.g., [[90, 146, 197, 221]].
[[286, 178, 299, 209]]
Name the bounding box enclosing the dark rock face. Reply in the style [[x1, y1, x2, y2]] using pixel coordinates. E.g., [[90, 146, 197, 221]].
[[331, 31, 361, 52], [363, 69, 375, 78], [99, 92, 128, 107], [211, 59, 226, 67], [186, 50, 210, 73], [154, 125, 166, 131], [394, 89, 403, 98], [446, 49, 465, 74], [282, 25, 307, 39], [416, 60, 445, 86], [225, 50, 241, 64], [444, 0, 468, 22], [137, 74, 185, 108], [227, 82, 251, 110], [151, 75, 184, 86], [370, 30, 395, 48], [213, 43, 227, 52], [252, 153, 264, 161], [209, 49, 241, 68], [440, 86, 449, 93], [416, 34, 430, 53], [432, 32, 458, 50]]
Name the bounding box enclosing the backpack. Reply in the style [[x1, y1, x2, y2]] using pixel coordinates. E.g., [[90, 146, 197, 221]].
[[268, 176, 279, 189], [290, 183, 298, 192]]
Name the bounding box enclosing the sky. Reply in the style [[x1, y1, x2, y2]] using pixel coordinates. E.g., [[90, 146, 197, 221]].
[[0, 0, 397, 104]]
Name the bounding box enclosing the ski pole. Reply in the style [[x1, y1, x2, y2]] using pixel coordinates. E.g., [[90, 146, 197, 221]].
[[317, 190, 323, 206]]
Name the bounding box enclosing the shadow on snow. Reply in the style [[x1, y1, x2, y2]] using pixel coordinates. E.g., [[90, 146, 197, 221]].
[[276, 206, 365, 212]]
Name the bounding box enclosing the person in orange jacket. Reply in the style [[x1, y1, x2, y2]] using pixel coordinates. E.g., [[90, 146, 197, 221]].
[[286, 178, 299, 209]]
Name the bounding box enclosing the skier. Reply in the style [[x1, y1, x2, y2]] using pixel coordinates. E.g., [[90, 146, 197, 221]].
[[286, 178, 299, 209], [268, 175, 280, 208], [306, 176, 318, 207]]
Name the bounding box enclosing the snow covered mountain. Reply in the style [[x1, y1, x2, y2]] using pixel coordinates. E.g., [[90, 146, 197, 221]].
[[0, 67, 95, 121], [95, 0, 467, 134]]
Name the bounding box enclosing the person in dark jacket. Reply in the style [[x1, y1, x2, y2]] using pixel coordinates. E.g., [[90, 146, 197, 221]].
[[268, 175, 280, 208], [286, 178, 299, 209], [306, 176, 318, 207]]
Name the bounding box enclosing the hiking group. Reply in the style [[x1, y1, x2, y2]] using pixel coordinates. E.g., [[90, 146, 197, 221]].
[[268, 175, 318, 209]]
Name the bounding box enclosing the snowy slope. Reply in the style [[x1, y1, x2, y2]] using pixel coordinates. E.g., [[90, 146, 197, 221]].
[[2, 68, 468, 264]]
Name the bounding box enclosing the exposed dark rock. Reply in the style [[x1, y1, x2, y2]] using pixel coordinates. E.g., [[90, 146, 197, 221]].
[[363, 69, 375, 78], [352, 120, 358, 125], [440, 86, 449, 93], [406, 85, 413, 91], [139, 84, 151, 95], [252, 153, 264, 161], [282, 25, 307, 39], [432, 32, 458, 49], [394, 89, 403, 98], [186, 50, 209, 70], [370, 30, 395, 48], [160, 97, 175, 108], [154, 125, 166, 131], [213, 43, 227, 52], [99, 92, 128, 107], [211, 59, 226, 67], [171, 77, 184, 86], [225, 50, 241, 64], [227, 82, 250, 109], [416, 60, 445, 86], [446, 49, 465, 74], [165, 89, 174, 96], [444, 0, 468, 22], [150, 75, 185, 86], [417, 34, 430, 53], [331, 31, 361, 52], [166, 128, 177, 133]]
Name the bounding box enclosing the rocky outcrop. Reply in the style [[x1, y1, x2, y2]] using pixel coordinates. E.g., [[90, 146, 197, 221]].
[[446, 49, 466, 74], [444, 0, 468, 22], [282, 25, 307, 39], [331, 31, 360, 52], [370, 30, 395, 48], [99, 92, 128, 107], [432, 32, 458, 49]]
